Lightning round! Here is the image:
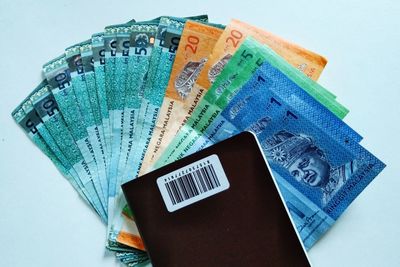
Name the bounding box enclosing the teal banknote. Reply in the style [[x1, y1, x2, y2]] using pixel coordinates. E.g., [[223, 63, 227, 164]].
[[106, 22, 133, 200], [117, 20, 159, 187], [108, 20, 159, 252], [122, 15, 208, 183], [65, 43, 108, 210], [30, 81, 106, 220], [91, 32, 112, 176], [108, 17, 188, 251], [111, 16, 208, 253], [43, 56, 107, 219], [12, 91, 89, 204], [115, 251, 149, 265], [80, 40, 110, 208], [103, 22, 133, 250], [112, 18, 209, 247], [103, 24, 120, 222]]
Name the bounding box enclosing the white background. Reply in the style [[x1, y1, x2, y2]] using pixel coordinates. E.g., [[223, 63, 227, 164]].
[[0, 0, 399, 266]]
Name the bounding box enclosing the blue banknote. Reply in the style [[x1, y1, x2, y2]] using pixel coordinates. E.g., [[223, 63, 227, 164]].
[[191, 65, 385, 249], [154, 38, 349, 168], [188, 60, 364, 156]]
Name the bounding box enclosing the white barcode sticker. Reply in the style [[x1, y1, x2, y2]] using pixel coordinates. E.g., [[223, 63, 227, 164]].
[[157, 154, 230, 212]]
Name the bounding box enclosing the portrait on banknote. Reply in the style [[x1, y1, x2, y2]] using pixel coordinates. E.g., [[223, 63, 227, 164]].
[[264, 130, 358, 205]]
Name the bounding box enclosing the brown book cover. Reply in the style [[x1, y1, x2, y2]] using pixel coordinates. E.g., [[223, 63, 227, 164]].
[[122, 132, 311, 267]]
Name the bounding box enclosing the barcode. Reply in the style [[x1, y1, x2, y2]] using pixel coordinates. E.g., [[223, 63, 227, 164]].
[[157, 154, 230, 212], [164, 163, 221, 205]]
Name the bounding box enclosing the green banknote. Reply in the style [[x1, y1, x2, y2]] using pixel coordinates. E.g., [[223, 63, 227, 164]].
[[43, 56, 107, 220], [154, 38, 349, 168]]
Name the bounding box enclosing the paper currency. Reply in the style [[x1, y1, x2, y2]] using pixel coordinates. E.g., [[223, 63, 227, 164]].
[[154, 37, 346, 168], [109, 16, 209, 251], [117, 20, 159, 183], [182, 39, 361, 157], [12, 91, 89, 203], [92, 32, 112, 174], [154, 18, 332, 168], [122, 15, 208, 183], [79, 40, 110, 208], [105, 22, 132, 206], [31, 81, 106, 220], [12, 14, 386, 267], [204, 72, 385, 248], [139, 20, 224, 175], [43, 56, 107, 220]]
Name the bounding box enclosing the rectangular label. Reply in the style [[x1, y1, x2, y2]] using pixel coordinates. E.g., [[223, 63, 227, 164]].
[[157, 154, 229, 212]]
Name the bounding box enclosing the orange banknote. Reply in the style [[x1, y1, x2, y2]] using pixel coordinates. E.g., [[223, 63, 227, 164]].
[[139, 21, 223, 174], [140, 19, 327, 175]]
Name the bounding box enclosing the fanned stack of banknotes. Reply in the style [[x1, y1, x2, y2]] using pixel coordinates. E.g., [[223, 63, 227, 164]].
[[12, 15, 385, 266]]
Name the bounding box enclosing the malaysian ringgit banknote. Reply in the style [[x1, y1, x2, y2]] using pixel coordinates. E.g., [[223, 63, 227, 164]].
[[194, 57, 362, 159], [154, 36, 347, 169], [113, 21, 160, 250], [31, 83, 107, 219], [80, 40, 109, 204], [104, 20, 154, 233], [182, 38, 359, 156], [109, 16, 216, 249], [91, 32, 112, 177], [12, 89, 90, 206], [108, 15, 209, 251], [43, 56, 107, 221], [103, 23, 118, 211], [199, 67, 385, 248], [116, 19, 160, 187], [105, 21, 133, 211], [103, 20, 136, 196], [152, 19, 331, 169], [113, 19, 223, 250], [30, 81, 105, 217], [65, 43, 108, 211], [104, 23, 146, 251], [121, 15, 208, 183], [139, 20, 224, 175]]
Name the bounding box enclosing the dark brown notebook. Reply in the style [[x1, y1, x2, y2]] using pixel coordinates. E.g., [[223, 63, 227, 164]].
[[122, 132, 311, 267]]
